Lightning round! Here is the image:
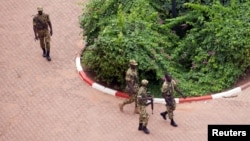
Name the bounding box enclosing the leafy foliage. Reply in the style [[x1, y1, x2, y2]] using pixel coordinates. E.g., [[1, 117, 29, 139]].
[[79, 0, 250, 97], [176, 0, 250, 94]]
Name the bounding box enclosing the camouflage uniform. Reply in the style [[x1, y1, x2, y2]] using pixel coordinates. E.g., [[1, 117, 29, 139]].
[[119, 60, 139, 114], [137, 79, 150, 134], [161, 80, 177, 120], [160, 74, 186, 127], [33, 6, 52, 61], [123, 67, 139, 104]]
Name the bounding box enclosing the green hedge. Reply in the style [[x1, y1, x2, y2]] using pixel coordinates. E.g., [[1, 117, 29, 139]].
[[79, 0, 250, 97]]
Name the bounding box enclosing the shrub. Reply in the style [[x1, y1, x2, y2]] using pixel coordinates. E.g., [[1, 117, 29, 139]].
[[79, 0, 250, 97]]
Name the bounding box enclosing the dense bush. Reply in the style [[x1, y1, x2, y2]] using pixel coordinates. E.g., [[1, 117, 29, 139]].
[[79, 0, 250, 97]]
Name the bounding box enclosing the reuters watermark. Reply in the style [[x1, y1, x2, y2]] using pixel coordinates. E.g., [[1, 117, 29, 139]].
[[208, 125, 250, 140]]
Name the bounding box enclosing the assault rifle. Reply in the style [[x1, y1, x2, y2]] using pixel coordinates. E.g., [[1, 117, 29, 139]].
[[35, 16, 47, 30], [146, 92, 154, 114]]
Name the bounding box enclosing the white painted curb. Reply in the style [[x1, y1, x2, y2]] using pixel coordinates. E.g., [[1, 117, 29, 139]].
[[76, 53, 247, 104]]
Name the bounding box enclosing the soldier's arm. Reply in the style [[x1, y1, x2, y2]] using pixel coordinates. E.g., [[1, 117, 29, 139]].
[[127, 80, 135, 93], [174, 86, 186, 98], [33, 18, 38, 39], [126, 70, 135, 94], [161, 83, 168, 99], [33, 26, 38, 39], [134, 75, 139, 84], [47, 15, 53, 35], [140, 94, 152, 101], [138, 90, 151, 103]]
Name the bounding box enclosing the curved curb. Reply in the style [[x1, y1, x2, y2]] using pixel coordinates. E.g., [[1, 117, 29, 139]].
[[75, 48, 250, 104], [75, 52, 129, 99]]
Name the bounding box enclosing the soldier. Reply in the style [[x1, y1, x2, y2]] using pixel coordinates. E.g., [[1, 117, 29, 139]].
[[33, 6, 53, 61], [119, 59, 140, 114], [160, 73, 186, 127], [137, 79, 152, 134]]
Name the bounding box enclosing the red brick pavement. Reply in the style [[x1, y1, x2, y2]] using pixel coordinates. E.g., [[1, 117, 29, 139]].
[[0, 0, 250, 141]]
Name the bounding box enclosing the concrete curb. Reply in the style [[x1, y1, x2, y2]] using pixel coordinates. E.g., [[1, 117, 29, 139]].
[[75, 48, 250, 104]]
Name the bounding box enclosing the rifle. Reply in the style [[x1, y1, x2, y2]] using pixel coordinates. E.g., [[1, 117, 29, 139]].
[[146, 92, 154, 114], [35, 16, 47, 30], [164, 95, 173, 106]]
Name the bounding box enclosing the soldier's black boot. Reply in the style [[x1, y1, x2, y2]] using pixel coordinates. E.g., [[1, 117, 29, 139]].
[[160, 111, 168, 120], [142, 126, 150, 134], [138, 123, 143, 131], [42, 48, 46, 57], [170, 119, 178, 127], [46, 51, 51, 61]]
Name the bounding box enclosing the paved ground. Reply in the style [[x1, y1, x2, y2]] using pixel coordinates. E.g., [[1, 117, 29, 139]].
[[0, 0, 250, 141]]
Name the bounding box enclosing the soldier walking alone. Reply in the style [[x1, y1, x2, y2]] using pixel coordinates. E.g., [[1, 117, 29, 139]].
[[160, 73, 186, 127], [33, 6, 53, 61], [119, 59, 140, 114]]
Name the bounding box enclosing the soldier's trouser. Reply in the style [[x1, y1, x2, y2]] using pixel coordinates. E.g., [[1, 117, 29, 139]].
[[38, 29, 50, 52], [165, 100, 176, 119], [139, 105, 149, 126], [122, 93, 137, 107]]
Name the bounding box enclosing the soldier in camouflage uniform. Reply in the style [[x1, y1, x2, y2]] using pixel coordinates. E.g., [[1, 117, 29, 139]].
[[137, 79, 152, 134], [33, 6, 53, 61], [119, 59, 140, 114], [160, 73, 186, 127]]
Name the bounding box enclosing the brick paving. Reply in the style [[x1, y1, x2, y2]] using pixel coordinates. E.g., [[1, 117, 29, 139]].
[[0, 0, 250, 141]]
